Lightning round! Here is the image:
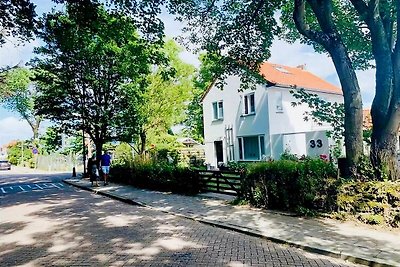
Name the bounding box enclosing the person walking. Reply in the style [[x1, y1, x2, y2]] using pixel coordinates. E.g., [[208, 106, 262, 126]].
[[88, 155, 99, 187], [101, 151, 111, 186]]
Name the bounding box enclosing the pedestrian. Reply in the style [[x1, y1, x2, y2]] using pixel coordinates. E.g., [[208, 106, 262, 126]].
[[88, 155, 99, 187], [101, 151, 111, 186]]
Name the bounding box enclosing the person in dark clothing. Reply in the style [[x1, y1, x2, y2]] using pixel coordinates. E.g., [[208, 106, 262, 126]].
[[87, 155, 99, 187]]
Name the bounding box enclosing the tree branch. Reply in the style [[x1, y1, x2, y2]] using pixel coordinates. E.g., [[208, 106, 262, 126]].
[[293, 0, 331, 47]]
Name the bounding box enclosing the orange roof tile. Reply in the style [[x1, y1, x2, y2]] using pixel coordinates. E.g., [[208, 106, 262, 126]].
[[259, 62, 342, 95], [201, 62, 343, 102]]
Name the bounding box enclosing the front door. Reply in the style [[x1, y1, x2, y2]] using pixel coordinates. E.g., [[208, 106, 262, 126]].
[[214, 141, 223, 164]]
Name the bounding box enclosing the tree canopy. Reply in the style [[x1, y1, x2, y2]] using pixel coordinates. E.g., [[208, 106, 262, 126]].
[[0, 67, 42, 140], [0, 0, 36, 46], [135, 39, 195, 153], [32, 1, 163, 159]]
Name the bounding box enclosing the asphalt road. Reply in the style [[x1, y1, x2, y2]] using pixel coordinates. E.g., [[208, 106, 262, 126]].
[[0, 168, 359, 266]]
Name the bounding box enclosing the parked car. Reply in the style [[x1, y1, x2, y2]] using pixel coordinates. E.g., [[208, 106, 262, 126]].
[[0, 160, 11, 170]]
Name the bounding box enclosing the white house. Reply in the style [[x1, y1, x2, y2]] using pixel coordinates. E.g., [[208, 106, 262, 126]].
[[201, 62, 344, 167]]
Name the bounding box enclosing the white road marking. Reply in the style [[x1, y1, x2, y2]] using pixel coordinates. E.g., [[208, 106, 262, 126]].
[[35, 184, 43, 190], [0, 182, 65, 194]]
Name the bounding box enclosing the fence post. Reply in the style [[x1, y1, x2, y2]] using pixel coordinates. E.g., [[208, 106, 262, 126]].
[[217, 171, 220, 193]]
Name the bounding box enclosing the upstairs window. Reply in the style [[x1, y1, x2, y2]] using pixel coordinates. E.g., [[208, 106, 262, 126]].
[[212, 101, 224, 120], [243, 93, 255, 115]]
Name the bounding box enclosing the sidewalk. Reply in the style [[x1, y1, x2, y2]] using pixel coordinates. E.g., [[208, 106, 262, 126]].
[[63, 178, 400, 267]]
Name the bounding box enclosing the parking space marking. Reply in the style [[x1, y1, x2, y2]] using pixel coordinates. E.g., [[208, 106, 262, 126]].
[[0, 182, 67, 195]]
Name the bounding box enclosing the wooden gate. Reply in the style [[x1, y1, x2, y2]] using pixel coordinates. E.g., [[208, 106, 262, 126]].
[[196, 170, 243, 196]]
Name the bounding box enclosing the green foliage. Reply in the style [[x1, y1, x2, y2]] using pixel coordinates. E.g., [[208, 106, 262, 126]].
[[337, 181, 400, 227], [226, 161, 248, 172], [112, 143, 134, 168], [168, 1, 280, 91], [110, 156, 199, 195], [280, 150, 299, 161], [0, 0, 36, 46], [242, 159, 339, 212], [32, 2, 162, 155], [0, 67, 42, 139], [355, 155, 375, 181], [134, 39, 195, 152], [7, 141, 33, 166], [39, 127, 62, 154], [280, 1, 373, 70]]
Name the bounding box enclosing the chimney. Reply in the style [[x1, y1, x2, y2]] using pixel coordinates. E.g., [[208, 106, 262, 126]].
[[296, 64, 306, 70]]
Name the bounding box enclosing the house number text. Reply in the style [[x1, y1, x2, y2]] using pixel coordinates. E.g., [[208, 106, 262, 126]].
[[309, 139, 323, 148]]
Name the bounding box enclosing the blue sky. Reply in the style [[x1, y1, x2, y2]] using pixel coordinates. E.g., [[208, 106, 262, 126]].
[[0, 1, 376, 146]]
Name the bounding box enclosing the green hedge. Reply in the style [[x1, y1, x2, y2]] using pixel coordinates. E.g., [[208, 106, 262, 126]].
[[110, 160, 199, 195], [242, 159, 339, 213], [337, 181, 400, 227]]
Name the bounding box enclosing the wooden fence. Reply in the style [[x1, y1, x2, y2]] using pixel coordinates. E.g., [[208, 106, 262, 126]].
[[196, 170, 243, 196]]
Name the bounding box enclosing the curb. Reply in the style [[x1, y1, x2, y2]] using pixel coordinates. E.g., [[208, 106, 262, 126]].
[[62, 179, 395, 267]]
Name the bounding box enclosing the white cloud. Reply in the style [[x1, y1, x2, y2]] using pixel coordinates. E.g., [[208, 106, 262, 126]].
[[0, 38, 39, 68], [0, 117, 32, 145]]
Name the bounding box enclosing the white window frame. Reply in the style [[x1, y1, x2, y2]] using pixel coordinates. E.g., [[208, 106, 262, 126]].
[[243, 93, 255, 115], [238, 135, 265, 161], [212, 100, 224, 120]]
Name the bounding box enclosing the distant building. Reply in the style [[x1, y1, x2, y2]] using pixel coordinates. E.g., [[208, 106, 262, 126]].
[[202, 62, 343, 166]]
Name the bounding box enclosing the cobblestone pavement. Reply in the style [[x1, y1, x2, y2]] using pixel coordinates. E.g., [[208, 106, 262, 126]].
[[0, 174, 360, 266]]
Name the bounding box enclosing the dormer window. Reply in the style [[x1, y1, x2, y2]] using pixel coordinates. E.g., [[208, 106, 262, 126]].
[[213, 101, 224, 120], [244, 93, 255, 115]]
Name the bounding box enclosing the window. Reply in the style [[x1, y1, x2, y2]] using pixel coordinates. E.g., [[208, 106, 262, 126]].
[[276, 91, 283, 112], [243, 93, 255, 115], [212, 101, 224, 120], [238, 135, 265, 161]]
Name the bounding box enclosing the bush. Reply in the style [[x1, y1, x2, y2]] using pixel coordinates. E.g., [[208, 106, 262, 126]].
[[242, 159, 339, 213], [337, 181, 400, 226], [110, 156, 199, 195]]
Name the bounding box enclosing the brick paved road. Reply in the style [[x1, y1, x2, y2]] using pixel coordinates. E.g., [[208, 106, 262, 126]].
[[0, 172, 359, 266]]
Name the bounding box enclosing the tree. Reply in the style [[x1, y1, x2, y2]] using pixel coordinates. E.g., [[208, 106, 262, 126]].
[[168, 0, 400, 180], [135, 39, 195, 154], [185, 54, 219, 142], [0, 67, 43, 140], [283, 0, 399, 180], [39, 126, 62, 154], [32, 2, 160, 162], [0, 0, 36, 46]]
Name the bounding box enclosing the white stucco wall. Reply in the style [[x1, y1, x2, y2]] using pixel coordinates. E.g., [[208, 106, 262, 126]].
[[202, 77, 344, 165], [267, 87, 343, 159]]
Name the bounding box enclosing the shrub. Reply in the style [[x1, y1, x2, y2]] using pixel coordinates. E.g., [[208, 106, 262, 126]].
[[242, 159, 338, 212], [112, 143, 134, 168], [110, 156, 199, 195]]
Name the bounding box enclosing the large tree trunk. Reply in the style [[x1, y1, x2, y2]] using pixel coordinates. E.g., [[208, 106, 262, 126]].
[[370, 110, 400, 180], [293, 0, 364, 176], [95, 141, 103, 165], [329, 45, 364, 176]]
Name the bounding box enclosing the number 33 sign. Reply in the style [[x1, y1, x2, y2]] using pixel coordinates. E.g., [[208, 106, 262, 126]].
[[310, 139, 323, 148]]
